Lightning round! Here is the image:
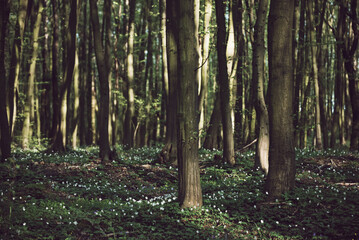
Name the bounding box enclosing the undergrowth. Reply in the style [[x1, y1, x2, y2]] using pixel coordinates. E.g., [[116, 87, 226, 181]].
[[1, 146, 359, 239]]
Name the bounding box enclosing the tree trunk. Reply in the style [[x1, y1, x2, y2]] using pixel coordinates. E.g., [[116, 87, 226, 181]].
[[265, 0, 296, 200], [253, 0, 269, 175], [50, 0, 60, 142], [294, 0, 305, 147], [123, 0, 136, 149], [203, 90, 222, 150], [177, 0, 202, 209], [159, 0, 178, 165], [337, 0, 359, 150], [307, 0, 323, 150], [21, 0, 44, 149], [215, 0, 235, 166], [233, 0, 245, 147], [198, 0, 212, 146], [0, 0, 11, 161], [7, 0, 29, 137], [90, 0, 112, 161], [51, 0, 78, 152]]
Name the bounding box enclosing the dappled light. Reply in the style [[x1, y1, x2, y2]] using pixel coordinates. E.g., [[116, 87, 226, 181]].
[[1, 147, 359, 239]]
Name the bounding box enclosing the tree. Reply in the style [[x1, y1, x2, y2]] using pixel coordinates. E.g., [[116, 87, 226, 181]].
[[336, 0, 359, 150], [123, 0, 136, 149], [90, 0, 112, 161], [177, 0, 202, 208], [159, 0, 178, 164], [265, 0, 296, 200], [51, 0, 78, 151], [215, 0, 235, 165], [308, 0, 323, 150], [253, 0, 269, 175], [8, 0, 30, 137], [21, 0, 44, 149], [198, 0, 212, 146], [0, 0, 11, 161]]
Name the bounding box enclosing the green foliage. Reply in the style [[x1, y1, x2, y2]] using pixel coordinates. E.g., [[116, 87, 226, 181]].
[[1, 147, 359, 239]]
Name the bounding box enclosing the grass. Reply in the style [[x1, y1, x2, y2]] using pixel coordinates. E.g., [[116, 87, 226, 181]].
[[1, 146, 359, 239]]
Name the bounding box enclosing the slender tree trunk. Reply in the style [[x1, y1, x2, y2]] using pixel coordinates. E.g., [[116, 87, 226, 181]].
[[51, 0, 78, 151], [90, 0, 112, 161], [266, 0, 296, 200], [233, 0, 245, 147], [308, 0, 323, 150], [337, 0, 359, 150], [203, 90, 222, 150], [294, 0, 305, 147], [159, 0, 178, 165], [50, 0, 60, 142], [79, 0, 88, 146], [21, 0, 44, 149], [215, 0, 235, 165], [198, 0, 212, 146], [177, 0, 203, 209], [123, 0, 136, 149], [253, 0, 269, 175], [0, 0, 11, 161], [71, 50, 80, 148], [8, 0, 29, 137]]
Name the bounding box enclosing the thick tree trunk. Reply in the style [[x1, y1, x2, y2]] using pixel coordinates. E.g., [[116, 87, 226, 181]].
[[215, 0, 235, 165], [177, 0, 202, 209], [266, 0, 296, 200], [253, 0, 269, 175]]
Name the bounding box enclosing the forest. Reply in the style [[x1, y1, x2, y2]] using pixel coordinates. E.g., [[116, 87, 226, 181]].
[[0, 0, 359, 239]]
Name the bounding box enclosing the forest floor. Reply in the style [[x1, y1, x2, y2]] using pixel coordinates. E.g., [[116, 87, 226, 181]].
[[1, 146, 359, 239]]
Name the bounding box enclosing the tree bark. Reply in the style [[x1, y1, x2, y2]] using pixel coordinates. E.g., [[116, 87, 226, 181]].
[[266, 0, 296, 200], [307, 0, 323, 150], [253, 0, 269, 175], [215, 0, 235, 165], [177, 0, 202, 208], [123, 0, 136, 149], [50, 0, 60, 142], [233, 0, 245, 147], [337, 0, 359, 150], [159, 0, 179, 165], [0, 0, 11, 161], [203, 90, 222, 150], [7, 0, 29, 137], [21, 0, 44, 149], [51, 0, 78, 152], [90, 0, 112, 161], [198, 0, 212, 146]]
